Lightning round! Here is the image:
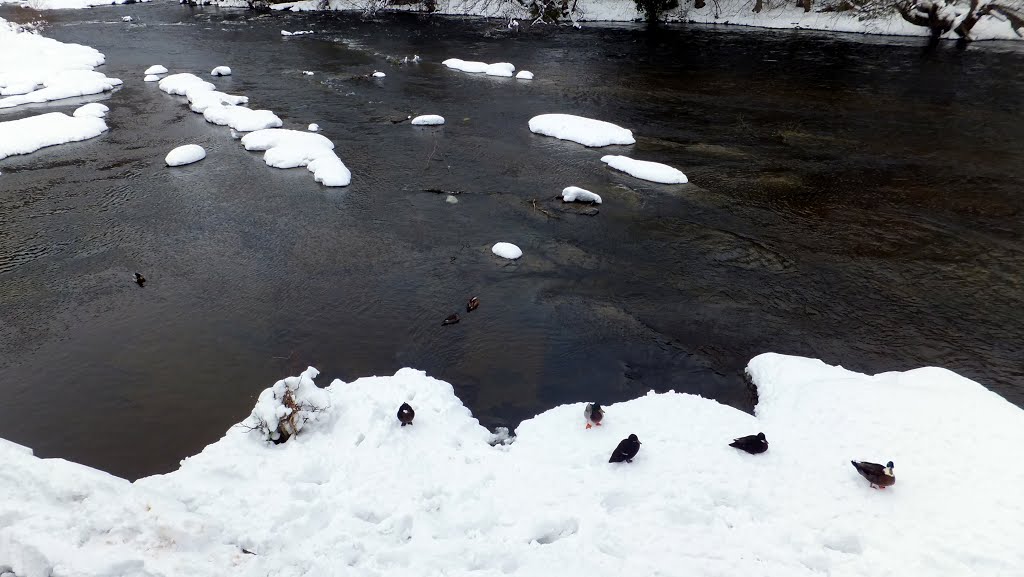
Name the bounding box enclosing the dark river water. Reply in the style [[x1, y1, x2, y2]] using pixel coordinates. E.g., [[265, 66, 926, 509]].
[[1, 2, 1022, 480]]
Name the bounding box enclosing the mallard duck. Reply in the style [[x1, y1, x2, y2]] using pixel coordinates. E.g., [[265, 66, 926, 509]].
[[851, 460, 895, 489], [584, 403, 604, 429], [609, 434, 641, 463], [441, 313, 460, 326], [134, 272, 146, 286], [729, 432, 768, 454], [397, 402, 415, 426], [466, 296, 480, 312]]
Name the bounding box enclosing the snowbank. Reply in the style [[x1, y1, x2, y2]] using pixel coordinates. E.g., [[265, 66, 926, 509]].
[[73, 102, 108, 118], [529, 114, 635, 147], [601, 155, 687, 184], [203, 105, 282, 132], [187, 90, 249, 113], [411, 114, 445, 125], [5, 0, 150, 9], [0, 56, 122, 109], [562, 186, 602, 204], [443, 58, 517, 77], [165, 144, 206, 167], [0, 112, 107, 161], [516, 70, 534, 80], [241, 128, 351, 187], [492, 242, 523, 259], [2, 353, 1023, 577], [211, 66, 232, 77], [144, 65, 168, 75]]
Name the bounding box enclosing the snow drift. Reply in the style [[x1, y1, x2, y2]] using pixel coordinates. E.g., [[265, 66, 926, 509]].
[[0, 112, 108, 160], [601, 155, 687, 184], [241, 128, 351, 187], [529, 114, 635, 147], [1, 353, 1023, 577]]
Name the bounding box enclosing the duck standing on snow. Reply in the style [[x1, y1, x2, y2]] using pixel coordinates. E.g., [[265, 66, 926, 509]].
[[584, 403, 604, 429], [134, 272, 146, 287], [609, 434, 641, 463], [466, 296, 480, 312], [729, 432, 768, 454], [397, 403, 415, 426], [851, 460, 895, 489]]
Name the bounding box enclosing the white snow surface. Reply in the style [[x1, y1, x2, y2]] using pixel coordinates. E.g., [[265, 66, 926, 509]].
[[144, 65, 168, 75], [72, 102, 108, 118], [442, 58, 516, 76], [308, 123, 319, 132], [158, 73, 215, 97], [143, 74, 161, 82], [411, 114, 444, 126], [2, 0, 150, 9], [491, 242, 523, 259], [2, 353, 1023, 577], [165, 144, 206, 167], [280, 29, 314, 36], [601, 155, 688, 184], [0, 112, 107, 161], [204, 105, 282, 132], [210, 66, 232, 77], [516, 70, 534, 80], [561, 186, 602, 204], [187, 90, 249, 113], [372, 71, 386, 78], [241, 128, 351, 187], [529, 114, 635, 147]]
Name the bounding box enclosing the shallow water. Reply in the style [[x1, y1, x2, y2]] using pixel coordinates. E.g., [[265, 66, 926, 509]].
[[1, 3, 1022, 480]]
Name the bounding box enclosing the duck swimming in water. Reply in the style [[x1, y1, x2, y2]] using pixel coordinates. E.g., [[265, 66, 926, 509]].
[[584, 403, 604, 429], [442, 313, 460, 326], [851, 460, 895, 489], [729, 432, 768, 454], [134, 272, 146, 287], [466, 297, 480, 312]]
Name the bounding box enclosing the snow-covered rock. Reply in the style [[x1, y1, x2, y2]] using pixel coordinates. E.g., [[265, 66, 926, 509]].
[[411, 114, 444, 126], [211, 66, 232, 77], [0, 112, 107, 160], [302, 70, 314, 76], [121, 15, 132, 22], [516, 70, 534, 80], [308, 123, 319, 132], [187, 90, 248, 113], [241, 128, 350, 187], [2, 353, 1023, 577], [144, 65, 168, 75], [280, 29, 314, 36], [372, 71, 386, 78], [158, 73, 215, 97], [247, 367, 330, 442], [165, 144, 206, 167], [143, 74, 161, 82], [72, 102, 108, 118], [529, 114, 635, 147], [600, 155, 687, 184], [561, 186, 601, 204], [203, 105, 282, 132], [443, 59, 517, 77], [492, 242, 522, 259]]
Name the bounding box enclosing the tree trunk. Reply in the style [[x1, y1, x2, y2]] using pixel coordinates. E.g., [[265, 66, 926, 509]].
[[752, 0, 762, 12], [802, 0, 811, 12]]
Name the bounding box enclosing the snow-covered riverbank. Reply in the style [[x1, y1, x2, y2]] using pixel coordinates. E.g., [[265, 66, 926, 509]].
[[2, 353, 1022, 577]]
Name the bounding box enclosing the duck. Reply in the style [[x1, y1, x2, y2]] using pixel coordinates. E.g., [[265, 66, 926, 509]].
[[729, 432, 768, 454], [851, 460, 895, 489], [609, 434, 641, 463], [441, 313, 460, 326], [466, 296, 480, 312], [397, 403, 415, 426], [584, 403, 604, 429], [133, 272, 146, 287]]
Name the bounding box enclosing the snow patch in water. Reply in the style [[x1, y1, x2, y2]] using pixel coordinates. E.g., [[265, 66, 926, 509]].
[[600, 155, 687, 184], [529, 114, 635, 147], [0, 112, 107, 160], [165, 144, 206, 167]]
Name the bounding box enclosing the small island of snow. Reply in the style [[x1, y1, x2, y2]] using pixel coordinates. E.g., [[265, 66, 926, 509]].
[[411, 115, 445, 126], [241, 128, 351, 187], [529, 114, 635, 147], [600, 155, 688, 184], [165, 144, 206, 167], [0, 112, 108, 161], [562, 186, 602, 204], [372, 71, 386, 78], [144, 65, 168, 75], [516, 70, 534, 80], [143, 74, 161, 82], [308, 123, 319, 132], [491, 242, 522, 259], [210, 66, 232, 77], [73, 102, 108, 118], [443, 58, 516, 77]]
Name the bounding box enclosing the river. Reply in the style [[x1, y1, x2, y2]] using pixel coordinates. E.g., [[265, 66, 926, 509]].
[[1, 2, 1022, 479]]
